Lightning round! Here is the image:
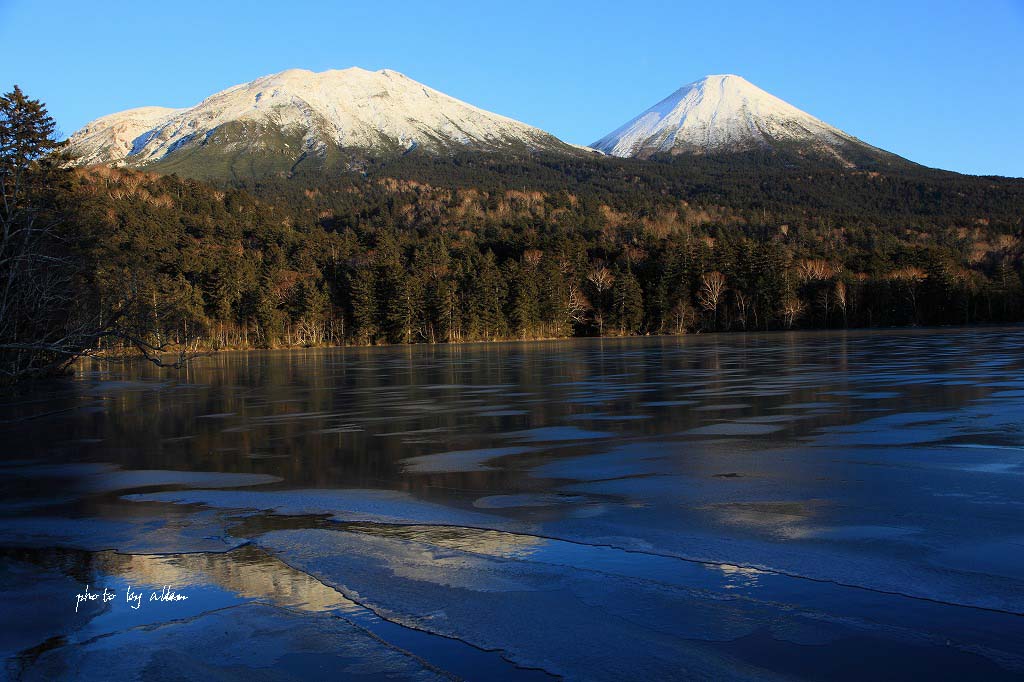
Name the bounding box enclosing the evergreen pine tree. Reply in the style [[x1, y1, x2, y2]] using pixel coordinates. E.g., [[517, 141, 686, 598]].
[[611, 266, 644, 335], [509, 259, 541, 338], [472, 250, 507, 341], [348, 261, 378, 345]]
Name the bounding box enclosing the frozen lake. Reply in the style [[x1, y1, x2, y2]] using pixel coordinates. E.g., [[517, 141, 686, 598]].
[[3, 328, 1024, 680]]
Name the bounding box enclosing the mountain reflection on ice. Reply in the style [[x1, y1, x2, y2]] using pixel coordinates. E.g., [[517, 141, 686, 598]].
[[3, 328, 1024, 680]]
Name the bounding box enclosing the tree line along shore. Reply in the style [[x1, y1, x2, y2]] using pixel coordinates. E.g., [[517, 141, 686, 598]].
[[2, 87, 1023, 381]]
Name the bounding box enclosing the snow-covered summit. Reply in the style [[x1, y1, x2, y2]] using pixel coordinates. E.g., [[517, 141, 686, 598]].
[[592, 75, 887, 164], [68, 67, 572, 167]]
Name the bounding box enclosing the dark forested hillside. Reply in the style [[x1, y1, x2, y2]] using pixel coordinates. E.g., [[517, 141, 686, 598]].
[[331, 151, 1023, 232], [56, 150, 1024, 355]]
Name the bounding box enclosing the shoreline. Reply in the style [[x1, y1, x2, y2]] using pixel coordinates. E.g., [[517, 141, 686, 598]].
[[80, 322, 1024, 365], [89, 332, 663, 361]]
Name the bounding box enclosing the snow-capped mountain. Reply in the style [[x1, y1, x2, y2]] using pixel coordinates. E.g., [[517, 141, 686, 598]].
[[68, 68, 577, 172], [592, 75, 902, 166]]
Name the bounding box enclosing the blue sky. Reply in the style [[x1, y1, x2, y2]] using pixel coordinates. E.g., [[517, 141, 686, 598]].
[[2, 0, 1022, 176]]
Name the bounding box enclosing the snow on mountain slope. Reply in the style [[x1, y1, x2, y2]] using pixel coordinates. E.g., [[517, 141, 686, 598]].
[[592, 75, 893, 165], [68, 68, 573, 167], [69, 106, 185, 166]]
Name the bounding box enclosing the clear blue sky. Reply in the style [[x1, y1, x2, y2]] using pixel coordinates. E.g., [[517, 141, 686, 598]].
[[2, 0, 1022, 176]]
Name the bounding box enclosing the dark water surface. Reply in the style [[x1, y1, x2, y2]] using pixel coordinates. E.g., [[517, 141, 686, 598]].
[[3, 328, 1024, 680]]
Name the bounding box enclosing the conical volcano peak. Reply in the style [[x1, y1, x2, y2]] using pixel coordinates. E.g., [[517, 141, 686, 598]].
[[592, 74, 900, 167]]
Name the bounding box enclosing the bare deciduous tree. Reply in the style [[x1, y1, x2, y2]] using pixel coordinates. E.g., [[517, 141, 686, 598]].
[[733, 290, 751, 330], [586, 266, 614, 294], [669, 299, 696, 334], [566, 282, 589, 326], [887, 266, 928, 323], [796, 259, 839, 282], [697, 271, 727, 329], [782, 297, 806, 329], [834, 280, 848, 326], [586, 265, 614, 335]]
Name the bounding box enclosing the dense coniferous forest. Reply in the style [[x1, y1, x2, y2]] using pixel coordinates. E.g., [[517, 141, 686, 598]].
[[3, 87, 1024, 379], [64, 155, 1024, 346]]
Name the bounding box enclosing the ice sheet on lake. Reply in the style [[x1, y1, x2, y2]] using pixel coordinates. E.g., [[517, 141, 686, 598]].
[[504, 426, 612, 442], [19, 602, 447, 681], [256, 528, 806, 680], [0, 512, 246, 553], [401, 446, 535, 473], [3, 463, 281, 493], [531, 443, 670, 480], [9, 328, 1024, 678], [254, 526, 1024, 680], [473, 493, 596, 509], [125, 488, 509, 527], [684, 423, 785, 436], [85, 469, 281, 492], [693, 403, 753, 411]]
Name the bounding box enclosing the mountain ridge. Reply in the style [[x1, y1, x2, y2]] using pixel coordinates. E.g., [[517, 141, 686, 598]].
[[67, 67, 581, 175]]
